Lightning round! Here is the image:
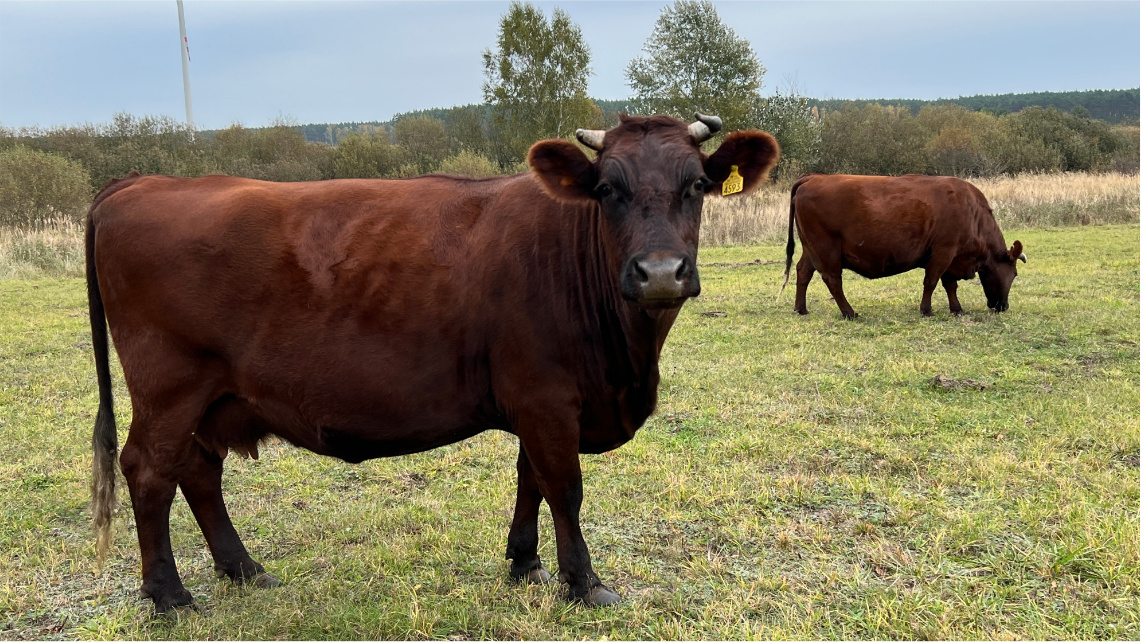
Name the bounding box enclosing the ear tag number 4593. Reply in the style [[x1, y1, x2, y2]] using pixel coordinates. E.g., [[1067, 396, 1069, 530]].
[[722, 165, 744, 196]]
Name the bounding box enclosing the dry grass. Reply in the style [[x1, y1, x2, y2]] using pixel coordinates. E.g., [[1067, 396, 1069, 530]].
[[0, 218, 85, 279], [700, 171, 1141, 247]]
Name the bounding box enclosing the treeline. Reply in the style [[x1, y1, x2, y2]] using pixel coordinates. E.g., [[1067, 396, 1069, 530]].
[[815, 102, 1139, 177], [811, 88, 1140, 125]]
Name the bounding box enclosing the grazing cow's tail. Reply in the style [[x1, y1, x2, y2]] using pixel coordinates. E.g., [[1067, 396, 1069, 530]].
[[779, 175, 814, 298], [86, 175, 137, 570]]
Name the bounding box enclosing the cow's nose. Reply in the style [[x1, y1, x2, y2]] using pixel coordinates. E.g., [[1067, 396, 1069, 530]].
[[623, 253, 699, 305]]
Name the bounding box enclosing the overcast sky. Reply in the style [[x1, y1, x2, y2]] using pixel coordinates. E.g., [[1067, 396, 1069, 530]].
[[1, 1, 1138, 130]]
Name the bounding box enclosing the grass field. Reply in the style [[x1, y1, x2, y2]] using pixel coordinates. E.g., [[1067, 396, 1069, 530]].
[[1, 223, 1138, 640]]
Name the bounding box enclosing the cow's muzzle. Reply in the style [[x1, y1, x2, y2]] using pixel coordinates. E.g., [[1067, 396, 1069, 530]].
[[621, 252, 700, 308]]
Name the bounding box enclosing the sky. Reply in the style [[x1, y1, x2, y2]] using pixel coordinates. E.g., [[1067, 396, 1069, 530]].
[[1, 0, 1138, 131]]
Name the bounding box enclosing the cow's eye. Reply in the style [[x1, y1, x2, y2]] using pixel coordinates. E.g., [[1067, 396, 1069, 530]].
[[687, 177, 712, 198], [595, 183, 613, 199]]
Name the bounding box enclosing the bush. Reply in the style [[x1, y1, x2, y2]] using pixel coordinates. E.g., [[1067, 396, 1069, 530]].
[[393, 116, 449, 175], [0, 146, 92, 228], [332, 132, 405, 179], [818, 104, 927, 175], [436, 150, 501, 177]]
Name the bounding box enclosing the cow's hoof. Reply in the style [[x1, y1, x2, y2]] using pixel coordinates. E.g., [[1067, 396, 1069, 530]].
[[795, 308, 808, 316], [950, 309, 964, 316], [581, 585, 621, 607], [842, 313, 859, 320], [249, 572, 282, 588], [921, 310, 934, 317], [524, 566, 552, 584], [143, 587, 196, 614]]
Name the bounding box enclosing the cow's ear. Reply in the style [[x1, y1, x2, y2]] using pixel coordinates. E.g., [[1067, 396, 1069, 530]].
[[528, 139, 597, 203], [1009, 240, 1027, 263], [703, 131, 780, 197]]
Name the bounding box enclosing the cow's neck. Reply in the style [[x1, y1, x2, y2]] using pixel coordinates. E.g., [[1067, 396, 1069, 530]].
[[571, 203, 677, 402]]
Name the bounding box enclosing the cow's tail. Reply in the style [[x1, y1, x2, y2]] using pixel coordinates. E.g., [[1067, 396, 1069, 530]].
[[87, 177, 134, 570], [778, 175, 813, 298]]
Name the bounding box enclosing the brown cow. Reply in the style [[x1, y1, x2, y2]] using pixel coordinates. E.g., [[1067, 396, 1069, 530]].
[[780, 174, 1026, 318], [86, 114, 779, 612]]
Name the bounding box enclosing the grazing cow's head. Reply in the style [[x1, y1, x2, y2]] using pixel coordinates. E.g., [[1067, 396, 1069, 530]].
[[528, 113, 779, 310], [980, 240, 1026, 312]]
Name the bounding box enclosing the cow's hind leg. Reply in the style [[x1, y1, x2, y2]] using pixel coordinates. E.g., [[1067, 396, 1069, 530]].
[[179, 396, 279, 588], [819, 270, 857, 319], [505, 446, 552, 584], [941, 274, 963, 315], [793, 253, 815, 315], [178, 440, 280, 589], [120, 422, 197, 613]]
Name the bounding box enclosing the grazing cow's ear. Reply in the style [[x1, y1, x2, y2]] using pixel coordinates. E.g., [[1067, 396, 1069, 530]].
[[1009, 240, 1027, 263], [528, 139, 597, 203], [703, 131, 781, 197]]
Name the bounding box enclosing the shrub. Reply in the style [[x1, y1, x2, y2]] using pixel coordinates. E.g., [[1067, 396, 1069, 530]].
[[393, 116, 449, 174], [331, 132, 405, 178], [0, 146, 92, 228], [436, 150, 500, 177], [818, 104, 927, 175]]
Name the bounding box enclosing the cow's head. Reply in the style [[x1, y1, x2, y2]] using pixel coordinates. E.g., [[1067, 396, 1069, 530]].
[[979, 240, 1026, 312], [528, 113, 779, 310]]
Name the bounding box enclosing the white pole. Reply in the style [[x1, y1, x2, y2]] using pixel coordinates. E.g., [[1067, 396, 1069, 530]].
[[177, 0, 195, 132]]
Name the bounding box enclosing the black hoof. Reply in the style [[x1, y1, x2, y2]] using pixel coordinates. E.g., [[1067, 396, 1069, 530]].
[[249, 572, 282, 588], [795, 308, 808, 315], [143, 587, 196, 614], [524, 566, 552, 584], [581, 585, 621, 607]]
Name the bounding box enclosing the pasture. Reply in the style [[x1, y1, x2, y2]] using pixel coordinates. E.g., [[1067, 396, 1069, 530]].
[[1, 222, 1138, 640]]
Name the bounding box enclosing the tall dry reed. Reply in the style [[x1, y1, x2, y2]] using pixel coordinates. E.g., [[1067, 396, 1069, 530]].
[[700, 171, 1140, 247]]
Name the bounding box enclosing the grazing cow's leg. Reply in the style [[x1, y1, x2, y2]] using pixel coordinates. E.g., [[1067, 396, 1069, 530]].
[[793, 254, 815, 315], [941, 274, 963, 315], [819, 269, 857, 319], [920, 257, 954, 316], [505, 446, 552, 584], [178, 441, 280, 588], [515, 413, 618, 607], [120, 431, 195, 613]]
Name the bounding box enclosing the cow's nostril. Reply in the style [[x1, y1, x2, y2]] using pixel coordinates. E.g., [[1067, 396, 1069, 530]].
[[675, 257, 689, 281], [634, 263, 649, 284]]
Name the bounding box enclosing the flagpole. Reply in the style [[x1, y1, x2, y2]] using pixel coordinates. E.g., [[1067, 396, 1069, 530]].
[[177, 0, 195, 133]]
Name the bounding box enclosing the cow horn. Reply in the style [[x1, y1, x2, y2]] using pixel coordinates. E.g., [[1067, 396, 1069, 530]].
[[1018, 253, 1027, 263], [575, 128, 606, 151], [689, 112, 723, 143]]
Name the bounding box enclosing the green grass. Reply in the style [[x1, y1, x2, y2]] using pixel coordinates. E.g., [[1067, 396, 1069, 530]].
[[1, 225, 1137, 640]]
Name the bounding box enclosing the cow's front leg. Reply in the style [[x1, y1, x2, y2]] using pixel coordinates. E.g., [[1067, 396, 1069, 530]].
[[516, 416, 619, 607], [941, 274, 963, 315], [921, 257, 953, 316], [505, 446, 552, 584]]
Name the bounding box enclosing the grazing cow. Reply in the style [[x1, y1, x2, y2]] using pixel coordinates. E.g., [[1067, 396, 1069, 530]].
[[780, 174, 1026, 318], [87, 114, 779, 612]]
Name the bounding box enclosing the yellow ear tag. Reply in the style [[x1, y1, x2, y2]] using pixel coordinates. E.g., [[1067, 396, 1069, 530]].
[[722, 165, 744, 196]]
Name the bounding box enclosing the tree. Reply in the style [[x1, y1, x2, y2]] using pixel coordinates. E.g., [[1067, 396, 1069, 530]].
[[482, 1, 597, 165], [750, 89, 820, 178], [626, 0, 763, 128], [393, 116, 450, 174]]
